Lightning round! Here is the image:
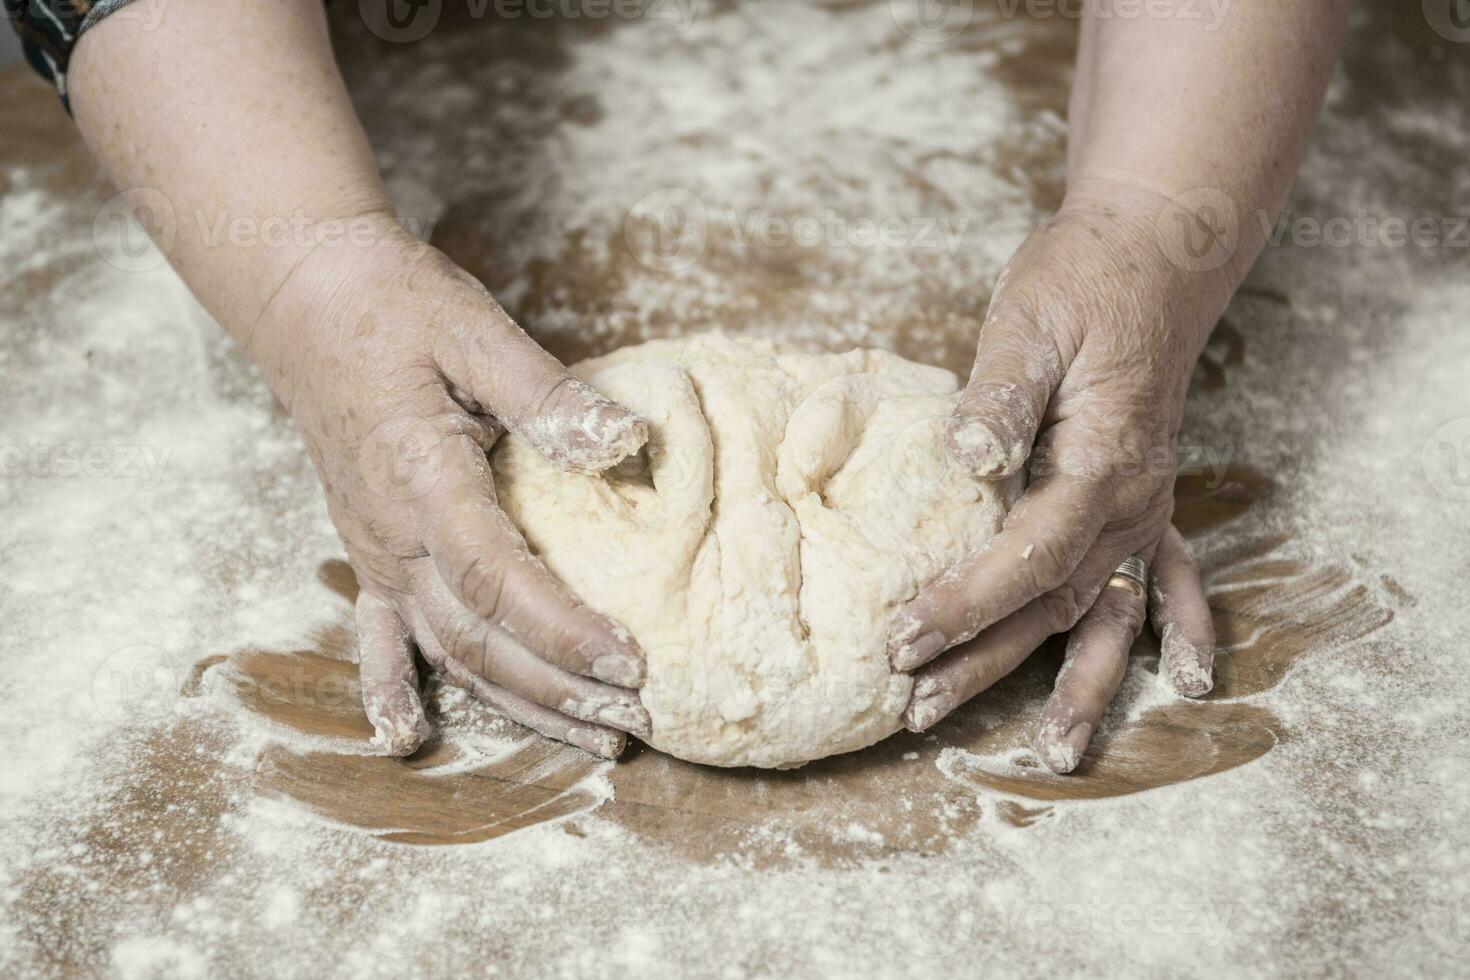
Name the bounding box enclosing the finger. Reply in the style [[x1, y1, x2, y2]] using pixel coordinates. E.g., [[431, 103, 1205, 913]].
[[354, 591, 432, 757], [902, 598, 1060, 732], [888, 473, 1109, 671], [409, 563, 651, 738], [1031, 578, 1148, 774], [425, 278, 646, 472], [417, 437, 645, 688], [413, 621, 627, 760], [1149, 525, 1216, 697], [900, 531, 1149, 732], [946, 291, 1069, 478]]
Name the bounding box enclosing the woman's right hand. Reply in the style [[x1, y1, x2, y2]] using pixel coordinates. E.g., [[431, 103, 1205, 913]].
[[253, 224, 653, 759]]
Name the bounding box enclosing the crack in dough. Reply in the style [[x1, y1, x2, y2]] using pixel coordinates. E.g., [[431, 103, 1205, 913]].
[[493, 334, 1020, 767]]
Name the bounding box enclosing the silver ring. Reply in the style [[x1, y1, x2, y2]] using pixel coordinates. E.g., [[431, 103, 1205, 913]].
[[1105, 555, 1149, 599]]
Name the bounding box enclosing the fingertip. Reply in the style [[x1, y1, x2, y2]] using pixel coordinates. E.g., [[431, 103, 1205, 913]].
[[1161, 624, 1215, 698], [366, 699, 432, 757], [580, 616, 646, 686], [524, 379, 648, 473], [886, 601, 944, 671], [567, 727, 627, 760], [891, 629, 946, 673], [946, 414, 1026, 479], [591, 650, 646, 688], [902, 675, 951, 732], [1034, 717, 1092, 774], [591, 699, 652, 740]]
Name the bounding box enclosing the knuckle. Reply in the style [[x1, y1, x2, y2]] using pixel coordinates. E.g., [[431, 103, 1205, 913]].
[[530, 372, 581, 423], [957, 653, 1001, 700], [1096, 594, 1146, 636], [440, 620, 490, 675], [1024, 536, 1074, 593], [1037, 587, 1083, 635], [455, 552, 508, 621], [531, 619, 588, 666]]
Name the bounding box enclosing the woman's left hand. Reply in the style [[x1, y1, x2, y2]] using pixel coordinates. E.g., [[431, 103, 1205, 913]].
[[887, 182, 1227, 773]]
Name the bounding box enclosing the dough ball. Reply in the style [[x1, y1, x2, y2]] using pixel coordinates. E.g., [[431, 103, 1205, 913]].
[[492, 334, 1019, 767]]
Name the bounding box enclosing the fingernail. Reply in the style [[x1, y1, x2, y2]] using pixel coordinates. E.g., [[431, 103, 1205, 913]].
[[904, 691, 950, 733], [913, 675, 943, 699], [948, 418, 1012, 478], [370, 718, 427, 758], [592, 652, 645, 688], [567, 727, 625, 760], [893, 631, 947, 671], [365, 692, 430, 757], [1163, 632, 1215, 698], [1036, 721, 1092, 774], [595, 700, 652, 739]]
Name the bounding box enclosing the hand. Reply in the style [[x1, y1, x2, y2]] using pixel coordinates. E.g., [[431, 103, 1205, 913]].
[[886, 183, 1225, 773], [255, 223, 652, 760]]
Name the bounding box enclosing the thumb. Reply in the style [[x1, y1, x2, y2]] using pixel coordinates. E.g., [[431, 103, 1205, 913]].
[[947, 296, 1070, 479], [432, 285, 646, 472]]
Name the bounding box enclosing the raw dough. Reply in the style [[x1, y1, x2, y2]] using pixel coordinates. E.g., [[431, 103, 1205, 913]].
[[493, 334, 1019, 767]]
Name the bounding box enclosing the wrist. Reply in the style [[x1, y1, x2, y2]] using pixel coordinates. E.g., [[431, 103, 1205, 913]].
[[1051, 178, 1243, 345], [1061, 175, 1259, 299], [245, 210, 429, 408]]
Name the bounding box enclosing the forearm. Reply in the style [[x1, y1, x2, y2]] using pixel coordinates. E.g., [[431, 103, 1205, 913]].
[[68, 0, 395, 373], [1066, 0, 1350, 284]]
